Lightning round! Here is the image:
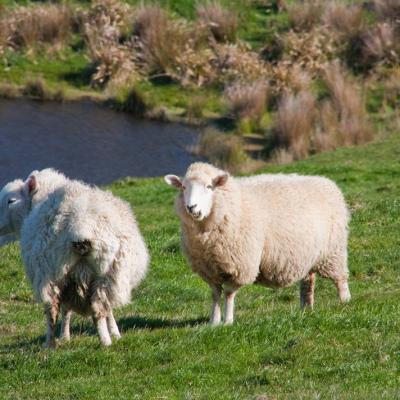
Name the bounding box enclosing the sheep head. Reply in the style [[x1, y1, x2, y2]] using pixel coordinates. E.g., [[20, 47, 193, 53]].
[[165, 162, 229, 221], [0, 174, 36, 238]]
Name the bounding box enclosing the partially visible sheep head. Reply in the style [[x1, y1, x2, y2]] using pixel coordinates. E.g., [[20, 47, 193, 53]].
[[165, 162, 229, 221], [0, 174, 37, 237]]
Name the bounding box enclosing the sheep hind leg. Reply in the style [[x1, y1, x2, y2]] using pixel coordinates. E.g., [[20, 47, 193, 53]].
[[107, 311, 121, 340], [92, 315, 112, 346], [209, 285, 222, 326], [300, 272, 315, 310], [59, 307, 72, 341], [44, 301, 59, 349], [224, 287, 238, 325], [318, 250, 351, 304], [335, 278, 351, 303]]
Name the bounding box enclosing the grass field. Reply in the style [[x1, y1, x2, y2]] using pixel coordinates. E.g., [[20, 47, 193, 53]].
[[1, 131, 399, 399]]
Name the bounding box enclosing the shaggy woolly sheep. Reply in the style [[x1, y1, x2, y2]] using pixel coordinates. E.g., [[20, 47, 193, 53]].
[[0, 169, 149, 347], [165, 162, 350, 325]]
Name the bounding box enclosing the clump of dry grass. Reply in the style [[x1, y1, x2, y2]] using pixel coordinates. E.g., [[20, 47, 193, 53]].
[[186, 96, 206, 121], [224, 80, 268, 124], [132, 5, 190, 76], [0, 82, 20, 99], [270, 61, 372, 160], [197, 128, 247, 172], [270, 63, 312, 98], [373, 0, 400, 23], [322, 61, 373, 146], [272, 90, 316, 160], [322, 2, 365, 39], [362, 22, 400, 67], [197, 2, 238, 42], [7, 4, 72, 51], [286, 0, 324, 32]]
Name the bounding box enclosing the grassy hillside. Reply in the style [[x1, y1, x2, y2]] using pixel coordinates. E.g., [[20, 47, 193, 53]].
[[1, 132, 399, 399]]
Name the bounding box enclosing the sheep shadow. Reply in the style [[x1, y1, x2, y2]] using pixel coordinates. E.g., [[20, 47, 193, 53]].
[[117, 316, 208, 332], [0, 316, 208, 352]]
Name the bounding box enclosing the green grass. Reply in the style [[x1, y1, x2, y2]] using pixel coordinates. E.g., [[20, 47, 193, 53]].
[[1, 133, 400, 399]]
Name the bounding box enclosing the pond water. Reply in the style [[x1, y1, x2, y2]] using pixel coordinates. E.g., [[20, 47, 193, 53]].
[[0, 99, 200, 185]]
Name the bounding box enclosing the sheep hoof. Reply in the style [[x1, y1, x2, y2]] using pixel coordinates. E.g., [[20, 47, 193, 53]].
[[43, 341, 57, 350], [100, 337, 112, 346], [224, 320, 234, 326]]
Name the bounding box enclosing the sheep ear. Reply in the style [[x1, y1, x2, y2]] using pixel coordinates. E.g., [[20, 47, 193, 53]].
[[24, 175, 37, 196], [164, 175, 182, 189], [212, 173, 229, 188]]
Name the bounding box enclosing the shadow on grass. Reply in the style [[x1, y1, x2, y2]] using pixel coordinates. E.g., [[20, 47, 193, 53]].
[[0, 316, 208, 352], [118, 315, 208, 332], [62, 64, 96, 88]]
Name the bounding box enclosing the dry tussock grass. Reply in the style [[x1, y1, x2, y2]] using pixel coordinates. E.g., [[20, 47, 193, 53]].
[[322, 2, 365, 39], [197, 2, 238, 42], [323, 61, 372, 146], [6, 4, 72, 51], [132, 5, 191, 76], [271, 62, 373, 160], [273, 90, 316, 160], [224, 80, 268, 123], [362, 22, 400, 67], [286, 0, 324, 32], [197, 128, 247, 172], [373, 0, 400, 22]]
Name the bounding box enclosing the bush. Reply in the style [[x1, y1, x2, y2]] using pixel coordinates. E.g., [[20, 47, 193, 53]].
[[281, 27, 337, 76], [84, 0, 136, 87]]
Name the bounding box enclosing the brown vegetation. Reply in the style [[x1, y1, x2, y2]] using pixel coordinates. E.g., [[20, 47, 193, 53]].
[[224, 80, 268, 124], [286, 0, 324, 32], [6, 5, 72, 50], [197, 2, 238, 42], [362, 22, 400, 67], [197, 128, 247, 172], [272, 91, 316, 160]]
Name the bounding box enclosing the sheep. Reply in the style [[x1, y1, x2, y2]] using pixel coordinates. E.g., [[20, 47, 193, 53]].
[[0, 169, 149, 347], [164, 162, 351, 325]]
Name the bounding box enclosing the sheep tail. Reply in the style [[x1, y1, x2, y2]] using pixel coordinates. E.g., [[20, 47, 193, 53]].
[[72, 240, 92, 256]]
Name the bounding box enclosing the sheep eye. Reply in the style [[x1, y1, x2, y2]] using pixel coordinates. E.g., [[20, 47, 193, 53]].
[[182, 186, 186, 190], [206, 185, 213, 190], [7, 198, 16, 205]]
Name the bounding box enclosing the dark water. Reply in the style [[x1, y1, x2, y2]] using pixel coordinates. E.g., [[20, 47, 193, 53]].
[[0, 99, 200, 185]]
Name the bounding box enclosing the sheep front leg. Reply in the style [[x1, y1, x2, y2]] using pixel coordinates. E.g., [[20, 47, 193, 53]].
[[300, 272, 315, 309], [44, 301, 59, 349], [59, 307, 72, 341], [107, 311, 121, 340], [224, 287, 238, 325], [210, 285, 222, 326]]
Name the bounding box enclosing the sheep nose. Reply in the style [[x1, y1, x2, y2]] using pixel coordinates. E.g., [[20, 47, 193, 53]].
[[187, 204, 197, 213]]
